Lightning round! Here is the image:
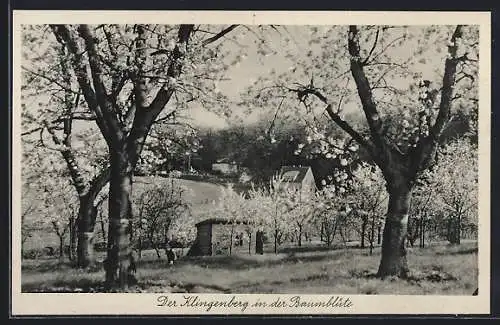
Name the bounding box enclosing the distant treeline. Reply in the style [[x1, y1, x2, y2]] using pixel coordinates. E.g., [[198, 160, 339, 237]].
[[141, 109, 474, 187]]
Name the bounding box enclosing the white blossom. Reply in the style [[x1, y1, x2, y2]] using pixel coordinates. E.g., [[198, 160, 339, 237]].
[[167, 39, 176, 50], [166, 77, 177, 89], [348, 144, 359, 152]]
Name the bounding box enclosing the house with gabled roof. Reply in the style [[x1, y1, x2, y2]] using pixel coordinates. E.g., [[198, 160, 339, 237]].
[[275, 165, 317, 196]]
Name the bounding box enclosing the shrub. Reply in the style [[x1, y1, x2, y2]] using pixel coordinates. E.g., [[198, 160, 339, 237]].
[[23, 248, 49, 259]]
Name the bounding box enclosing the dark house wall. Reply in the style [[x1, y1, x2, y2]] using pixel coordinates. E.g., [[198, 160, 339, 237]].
[[195, 223, 212, 256]]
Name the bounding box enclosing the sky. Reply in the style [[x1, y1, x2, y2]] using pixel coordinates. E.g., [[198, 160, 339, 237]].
[[186, 26, 303, 129], [186, 24, 453, 130], [21, 24, 462, 136]]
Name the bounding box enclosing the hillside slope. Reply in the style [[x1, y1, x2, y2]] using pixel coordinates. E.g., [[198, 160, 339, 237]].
[[22, 176, 225, 250], [133, 176, 225, 215]]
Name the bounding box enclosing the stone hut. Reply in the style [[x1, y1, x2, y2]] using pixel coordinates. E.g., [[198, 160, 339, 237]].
[[187, 218, 257, 256]]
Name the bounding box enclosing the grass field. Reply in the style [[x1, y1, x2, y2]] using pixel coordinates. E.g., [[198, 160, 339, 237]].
[[21, 241, 478, 295]]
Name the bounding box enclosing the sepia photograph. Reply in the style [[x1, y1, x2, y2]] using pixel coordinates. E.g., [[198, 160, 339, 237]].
[[11, 10, 491, 315]]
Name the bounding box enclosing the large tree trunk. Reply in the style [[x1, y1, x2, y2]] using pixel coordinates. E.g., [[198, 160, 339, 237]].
[[377, 186, 412, 278], [106, 151, 135, 289], [76, 200, 97, 268]]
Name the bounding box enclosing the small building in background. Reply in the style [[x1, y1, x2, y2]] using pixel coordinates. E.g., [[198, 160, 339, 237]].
[[238, 167, 253, 183], [187, 218, 257, 256], [212, 158, 239, 175], [276, 165, 317, 196]]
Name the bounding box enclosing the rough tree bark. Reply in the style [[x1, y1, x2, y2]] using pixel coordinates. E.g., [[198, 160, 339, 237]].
[[44, 33, 113, 269], [377, 181, 412, 276], [351, 25, 462, 277], [45, 121, 110, 268], [52, 23, 195, 288]]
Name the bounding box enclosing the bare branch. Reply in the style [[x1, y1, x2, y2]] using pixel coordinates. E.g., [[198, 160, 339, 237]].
[[201, 25, 239, 46], [289, 85, 374, 152], [21, 66, 80, 95], [43, 121, 88, 196], [367, 34, 406, 64], [266, 96, 285, 137], [126, 24, 194, 166], [50, 24, 114, 146], [363, 27, 380, 65], [325, 104, 374, 153], [348, 25, 384, 144], [154, 109, 177, 124], [430, 25, 464, 141], [77, 24, 124, 144]]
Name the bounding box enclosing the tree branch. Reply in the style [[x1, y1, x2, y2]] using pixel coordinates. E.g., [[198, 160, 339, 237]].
[[77, 24, 124, 145], [43, 121, 88, 196], [290, 86, 374, 153], [201, 25, 239, 47], [410, 25, 464, 176], [21, 66, 80, 95], [126, 24, 194, 166], [133, 24, 149, 110], [433, 26, 464, 137], [363, 27, 380, 65], [348, 26, 384, 144], [50, 25, 114, 147]]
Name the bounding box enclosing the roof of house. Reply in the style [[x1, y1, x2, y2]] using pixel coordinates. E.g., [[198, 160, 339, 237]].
[[278, 166, 313, 183], [213, 158, 237, 164], [195, 217, 250, 227]]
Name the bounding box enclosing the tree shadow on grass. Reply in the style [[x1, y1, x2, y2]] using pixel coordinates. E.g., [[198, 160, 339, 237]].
[[435, 246, 478, 256], [145, 250, 351, 271], [22, 259, 104, 274], [279, 245, 338, 254], [21, 259, 75, 273], [22, 278, 106, 293]]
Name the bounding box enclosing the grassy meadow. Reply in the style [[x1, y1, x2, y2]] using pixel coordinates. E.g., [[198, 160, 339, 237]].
[[21, 240, 478, 295]]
